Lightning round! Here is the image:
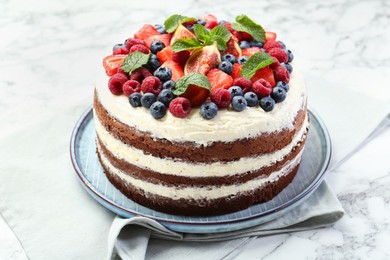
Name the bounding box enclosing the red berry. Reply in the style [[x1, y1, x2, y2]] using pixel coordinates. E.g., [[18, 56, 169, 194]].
[[273, 65, 290, 83], [116, 66, 128, 78], [265, 32, 277, 42], [125, 38, 145, 50], [108, 73, 127, 95], [122, 80, 141, 96], [169, 97, 192, 118], [141, 76, 162, 96], [113, 48, 129, 55], [268, 48, 288, 63], [134, 24, 160, 41], [269, 57, 280, 69], [263, 40, 282, 52], [233, 77, 252, 93], [231, 63, 242, 79], [129, 68, 152, 83], [211, 88, 231, 109], [139, 67, 152, 78], [252, 79, 272, 98], [129, 44, 150, 54], [102, 55, 127, 76]]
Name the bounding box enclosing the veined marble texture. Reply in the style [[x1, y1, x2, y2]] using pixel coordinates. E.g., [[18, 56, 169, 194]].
[[0, 0, 389, 259]]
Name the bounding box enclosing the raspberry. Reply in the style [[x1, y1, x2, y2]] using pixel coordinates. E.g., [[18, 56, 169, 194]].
[[129, 44, 150, 54], [141, 76, 162, 96], [252, 79, 272, 98], [125, 38, 145, 50], [273, 65, 290, 83], [129, 68, 153, 83], [233, 77, 252, 93], [168, 97, 192, 118], [113, 48, 129, 55], [269, 57, 280, 69], [108, 73, 127, 95], [263, 40, 282, 52], [116, 66, 129, 78], [139, 67, 152, 78], [268, 48, 288, 63], [122, 80, 141, 96], [211, 88, 231, 109]]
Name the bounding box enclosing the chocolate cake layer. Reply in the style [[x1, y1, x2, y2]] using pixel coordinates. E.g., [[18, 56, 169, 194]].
[[94, 91, 307, 163]]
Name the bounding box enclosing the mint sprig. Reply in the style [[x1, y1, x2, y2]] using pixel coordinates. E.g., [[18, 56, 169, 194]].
[[232, 15, 266, 43], [122, 52, 151, 73], [164, 14, 196, 33], [173, 72, 211, 96], [240, 52, 275, 79]]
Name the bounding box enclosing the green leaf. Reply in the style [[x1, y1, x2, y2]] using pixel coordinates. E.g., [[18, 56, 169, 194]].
[[240, 52, 275, 79], [210, 25, 231, 43], [231, 15, 266, 43], [193, 24, 211, 44], [121, 52, 151, 73], [171, 38, 203, 52], [210, 35, 227, 51], [173, 72, 211, 96], [164, 14, 196, 33]]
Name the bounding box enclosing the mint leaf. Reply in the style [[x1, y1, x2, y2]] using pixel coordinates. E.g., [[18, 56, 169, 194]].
[[171, 38, 203, 52], [173, 72, 211, 96], [240, 52, 275, 79], [210, 25, 231, 43], [210, 35, 227, 50], [232, 15, 266, 43], [193, 24, 211, 44], [164, 14, 196, 33], [122, 52, 151, 73]]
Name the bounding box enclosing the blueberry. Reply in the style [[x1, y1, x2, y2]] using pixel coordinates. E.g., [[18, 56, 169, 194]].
[[278, 41, 287, 49], [128, 93, 142, 107], [244, 91, 259, 107], [222, 54, 236, 64], [239, 41, 250, 49], [275, 81, 289, 92], [218, 20, 227, 25], [237, 56, 249, 64], [150, 40, 165, 54], [162, 80, 175, 90], [228, 86, 243, 98], [154, 24, 166, 34], [280, 62, 293, 74], [154, 67, 172, 82], [271, 86, 287, 103], [259, 96, 275, 112], [218, 61, 233, 74], [287, 50, 294, 62], [141, 93, 156, 108], [148, 54, 161, 71], [113, 43, 126, 51], [249, 41, 263, 48], [157, 89, 175, 106], [200, 102, 218, 119], [195, 19, 206, 26], [231, 96, 247, 112], [149, 101, 167, 119], [186, 25, 194, 31]]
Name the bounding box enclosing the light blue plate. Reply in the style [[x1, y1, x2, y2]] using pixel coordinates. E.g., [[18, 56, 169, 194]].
[[70, 106, 331, 234]]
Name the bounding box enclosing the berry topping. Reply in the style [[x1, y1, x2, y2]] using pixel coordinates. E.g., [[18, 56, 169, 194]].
[[202, 14, 219, 29], [200, 102, 218, 119], [222, 54, 236, 64], [251, 67, 276, 86], [162, 80, 175, 90], [268, 48, 288, 63], [239, 41, 250, 49], [154, 24, 167, 34], [103, 55, 127, 76], [108, 73, 127, 95], [154, 66, 172, 82], [134, 24, 160, 41], [237, 56, 249, 64], [141, 76, 162, 96], [113, 43, 126, 51], [269, 57, 280, 69], [129, 44, 150, 54], [169, 97, 192, 118], [287, 50, 294, 62], [195, 19, 207, 26], [128, 92, 142, 107], [275, 81, 289, 92], [207, 68, 233, 93], [271, 86, 287, 103], [259, 96, 275, 112], [145, 34, 172, 48], [149, 101, 167, 119], [242, 47, 262, 57], [252, 79, 272, 98], [150, 40, 166, 54], [263, 40, 282, 52], [180, 85, 210, 107], [244, 91, 259, 107], [280, 62, 293, 74], [265, 32, 277, 42], [161, 60, 184, 81], [228, 86, 244, 98], [278, 41, 287, 49], [231, 96, 247, 112], [141, 93, 156, 108], [273, 65, 290, 83], [157, 89, 175, 106], [231, 63, 242, 79], [249, 41, 263, 48], [233, 77, 252, 94], [122, 80, 141, 96], [157, 46, 190, 66], [130, 67, 153, 83], [113, 48, 129, 55], [125, 38, 145, 50], [218, 61, 233, 74], [147, 54, 161, 72], [211, 88, 231, 109]]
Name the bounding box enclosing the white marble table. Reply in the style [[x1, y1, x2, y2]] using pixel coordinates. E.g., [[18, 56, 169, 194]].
[[1, 0, 389, 259]]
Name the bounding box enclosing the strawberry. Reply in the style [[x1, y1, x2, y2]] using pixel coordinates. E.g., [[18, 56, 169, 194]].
[[231, 63, 242, 79], [180, 85, 210, 107], [251, 67, 276, 87], [145, 34, 172, 48], [202, 14, 218, 29], [242, 47, 262, 57], [161, 60, 184, 82], [103, 55, 127, 76], [134, 24, 160, 41], [157, 46, 190, 66], [265, 32, 277, 42], [207, 68, 233, 93]]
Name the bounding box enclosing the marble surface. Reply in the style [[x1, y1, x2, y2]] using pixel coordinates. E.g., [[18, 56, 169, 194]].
[[0, 0, 389, 259]]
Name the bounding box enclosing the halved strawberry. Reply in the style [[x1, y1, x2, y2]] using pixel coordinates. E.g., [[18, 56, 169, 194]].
[[231, 63, 242, 79], [207, 68, 233, 93], [161, 60, 184, 82], [180, 85, 210, 107], [265, 32, 277, 42], [145, 34, 172, 48], [103, 55, 127, 76], [157, 46, 190, 66], [134, 24, 160, 41], [251, 67, 276, 86], [242, 47, 262, 57], [202, 14, 218, 29]]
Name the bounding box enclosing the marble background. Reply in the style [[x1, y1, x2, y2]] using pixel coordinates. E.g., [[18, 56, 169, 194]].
[[1, 0, 389, 259]]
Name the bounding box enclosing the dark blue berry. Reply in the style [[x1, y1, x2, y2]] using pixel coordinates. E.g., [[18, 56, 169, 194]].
[[186, 25, 194, 31], [259, 96, 275, 112], [222, 54, 236, 64], [113, 43, 126, 51], [218, 20, 227, 25], [157, 89, 175, 106], [238, 56, 249, 64], [162, 80, 175, 90], [249, 41, 263, 48], [195, 19, 206, 26], [129, 93, 142, 107], [271, 86, 287, 103], [280, 62, 293, 74], [275, 81, 289, 92], [244, 91, 259, 107], [150, 40, 165, 54], [239, 41, 250, 49], [149, 101, 167, 119], [231, 96, 247, 112], [200, 102, 218, 119], [148, 54, 161, 71], [154, 67, 172, 82], [141, 93, 156, 108], [278, 41, 287, 49], [154, 24, 166, 34], [218, 61, 233, 74], [287, 50, 294, 62], [228, 86, 243, 98]]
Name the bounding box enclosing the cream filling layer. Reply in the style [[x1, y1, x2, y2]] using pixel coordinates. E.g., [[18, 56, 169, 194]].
[[94, 66, 306, 145], [99, 147, 303, 200], [95, 113, 309, 177]]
